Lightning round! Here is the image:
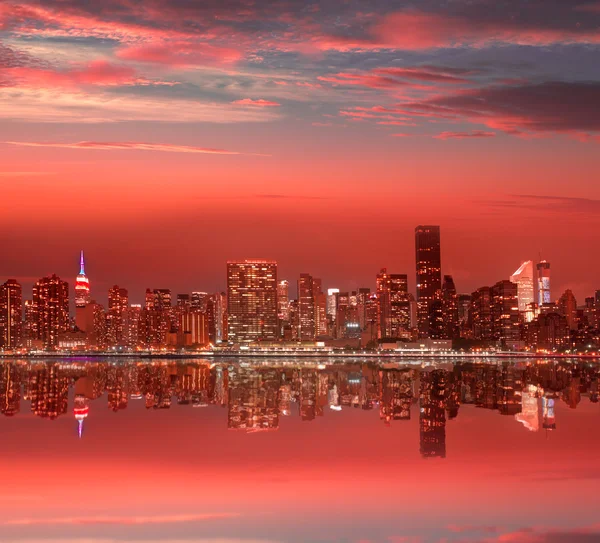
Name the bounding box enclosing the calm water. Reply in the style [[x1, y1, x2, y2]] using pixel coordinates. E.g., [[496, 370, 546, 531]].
[[1, 357, 599, 543]]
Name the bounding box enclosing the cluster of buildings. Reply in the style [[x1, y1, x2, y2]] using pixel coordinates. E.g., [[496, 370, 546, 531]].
[[1, 226, 599, 353], [2, 360, 597, 457]]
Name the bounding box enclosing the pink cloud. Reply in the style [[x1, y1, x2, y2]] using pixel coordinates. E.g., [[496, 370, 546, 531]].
[[232, 98, 281, 107], [400, 81, 600, 136], [4, 141, 267, 156], [374, 67, 470, 84], [2, 512, 240, 526], [374, 10, 600, 49], [117, 41, 242, 67], [2, 60, 173, 89], [434, 131, 497, 139]]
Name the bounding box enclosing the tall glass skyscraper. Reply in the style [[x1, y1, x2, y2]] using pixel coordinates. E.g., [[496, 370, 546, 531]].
[[415, 225, 442, 337], [536, 260, 551, 306], [227, 260, 278, 342], [510, 260, 535, 321]]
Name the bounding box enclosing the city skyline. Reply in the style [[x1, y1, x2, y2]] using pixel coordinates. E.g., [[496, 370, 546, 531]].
[[2, 227, 599, 353], [2, 2, 599, 542], [0, 239, 584, 307]]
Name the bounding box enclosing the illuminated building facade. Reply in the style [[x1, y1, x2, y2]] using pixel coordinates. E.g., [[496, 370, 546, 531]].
[[510, 260, 535, 321], [536, 260, 551, 306], [415, 225, 442, 337], [74, 250, 91, 308], [441, 275, 458, 339], [377, 269, 410, 339], [0, 279, 22, 349], [298, 273, 316, 341], [33, 274, 69, 350], [107, 285, 129, 347], [277, 280, 290, 322], [470, 287, 492, 341], [327, 288, 339, 321], [490, 280, 521, 345], [227, 260, 278, 342]]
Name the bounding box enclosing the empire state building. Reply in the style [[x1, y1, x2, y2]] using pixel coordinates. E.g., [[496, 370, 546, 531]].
[[75, 250, 91, 308], [75, 250, 90, 331]]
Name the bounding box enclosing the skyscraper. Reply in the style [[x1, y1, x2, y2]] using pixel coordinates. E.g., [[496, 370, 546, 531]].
[[536, 260, 551, 306], [510, 261, 535, 321], [33, 274, 69, 350], [441, 275, 458, 339], [277, 280, 290, 323], [74, 250, 91, 308], [557, 289, 578, 331], [0, 280, 22, 350], [415, 225, 442, 337], [75, 250, 91, 331], [227, 260, 278, 342], [326, 288, 339, 322], [107, 286, 129, 347], [490, 280, 520, 346], [298, 274, 316, 341]]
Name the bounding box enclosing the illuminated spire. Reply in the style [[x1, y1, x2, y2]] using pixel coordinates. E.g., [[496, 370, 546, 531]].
[[77, 418, 84, 439], [79, 250, 86, 275]]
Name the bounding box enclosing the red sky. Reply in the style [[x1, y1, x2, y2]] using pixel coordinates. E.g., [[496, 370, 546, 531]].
[[1, 0, 599, 304]]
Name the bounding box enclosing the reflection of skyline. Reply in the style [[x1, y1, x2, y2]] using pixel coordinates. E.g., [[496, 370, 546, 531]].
[[1, 359, 599, 457]]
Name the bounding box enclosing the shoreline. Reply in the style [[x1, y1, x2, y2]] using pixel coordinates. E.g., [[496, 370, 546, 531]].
[[1, 351, 599, 360]]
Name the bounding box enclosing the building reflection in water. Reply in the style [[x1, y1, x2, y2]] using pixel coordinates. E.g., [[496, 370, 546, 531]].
[[1, 359, 599, 457]]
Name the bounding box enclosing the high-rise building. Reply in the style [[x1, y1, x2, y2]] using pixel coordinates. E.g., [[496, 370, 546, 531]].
[[75, 251, 90, 330], [327, 288, 339, 320], [298, 274, 316, 341], [297, 274, 327, 340], [33, 274, 70, 350], [557, 289, 578, 331], [470, 287, 492, 341], [107, 286, 129, 347], [124, 304, 142, 349], [376, 269, 410, 339], [277, 280, 290, 323], [536, 261, 551, 306], [415, 225, 442, 337], [490, 280, 521, 345], [0, 279, 22, 350], [227, 260, 278, 342], [440, 275, 458, 339], [510, 261, 535, 321], [74, 250, 91, 308]]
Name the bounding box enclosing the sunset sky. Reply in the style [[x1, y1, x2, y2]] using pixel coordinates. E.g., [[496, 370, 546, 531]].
[[1, 0, 599, 304], [1, 384, 600, 543]]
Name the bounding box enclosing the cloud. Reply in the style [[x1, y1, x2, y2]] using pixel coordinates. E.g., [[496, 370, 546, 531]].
[[447, 524, 501, 534], [2, 60, 175, 89], [374, 8, 600, 50], [0, 88, 281, 123], [1, 512, 240, 526], [117, 41, 242, 67], [232, 98, 281, 107], [434, 131, 496, 139], [466, 526, 600, 543], [399, 81, 600, 136], [4, 141, 268, 156], [480, 194, 600, 215]]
